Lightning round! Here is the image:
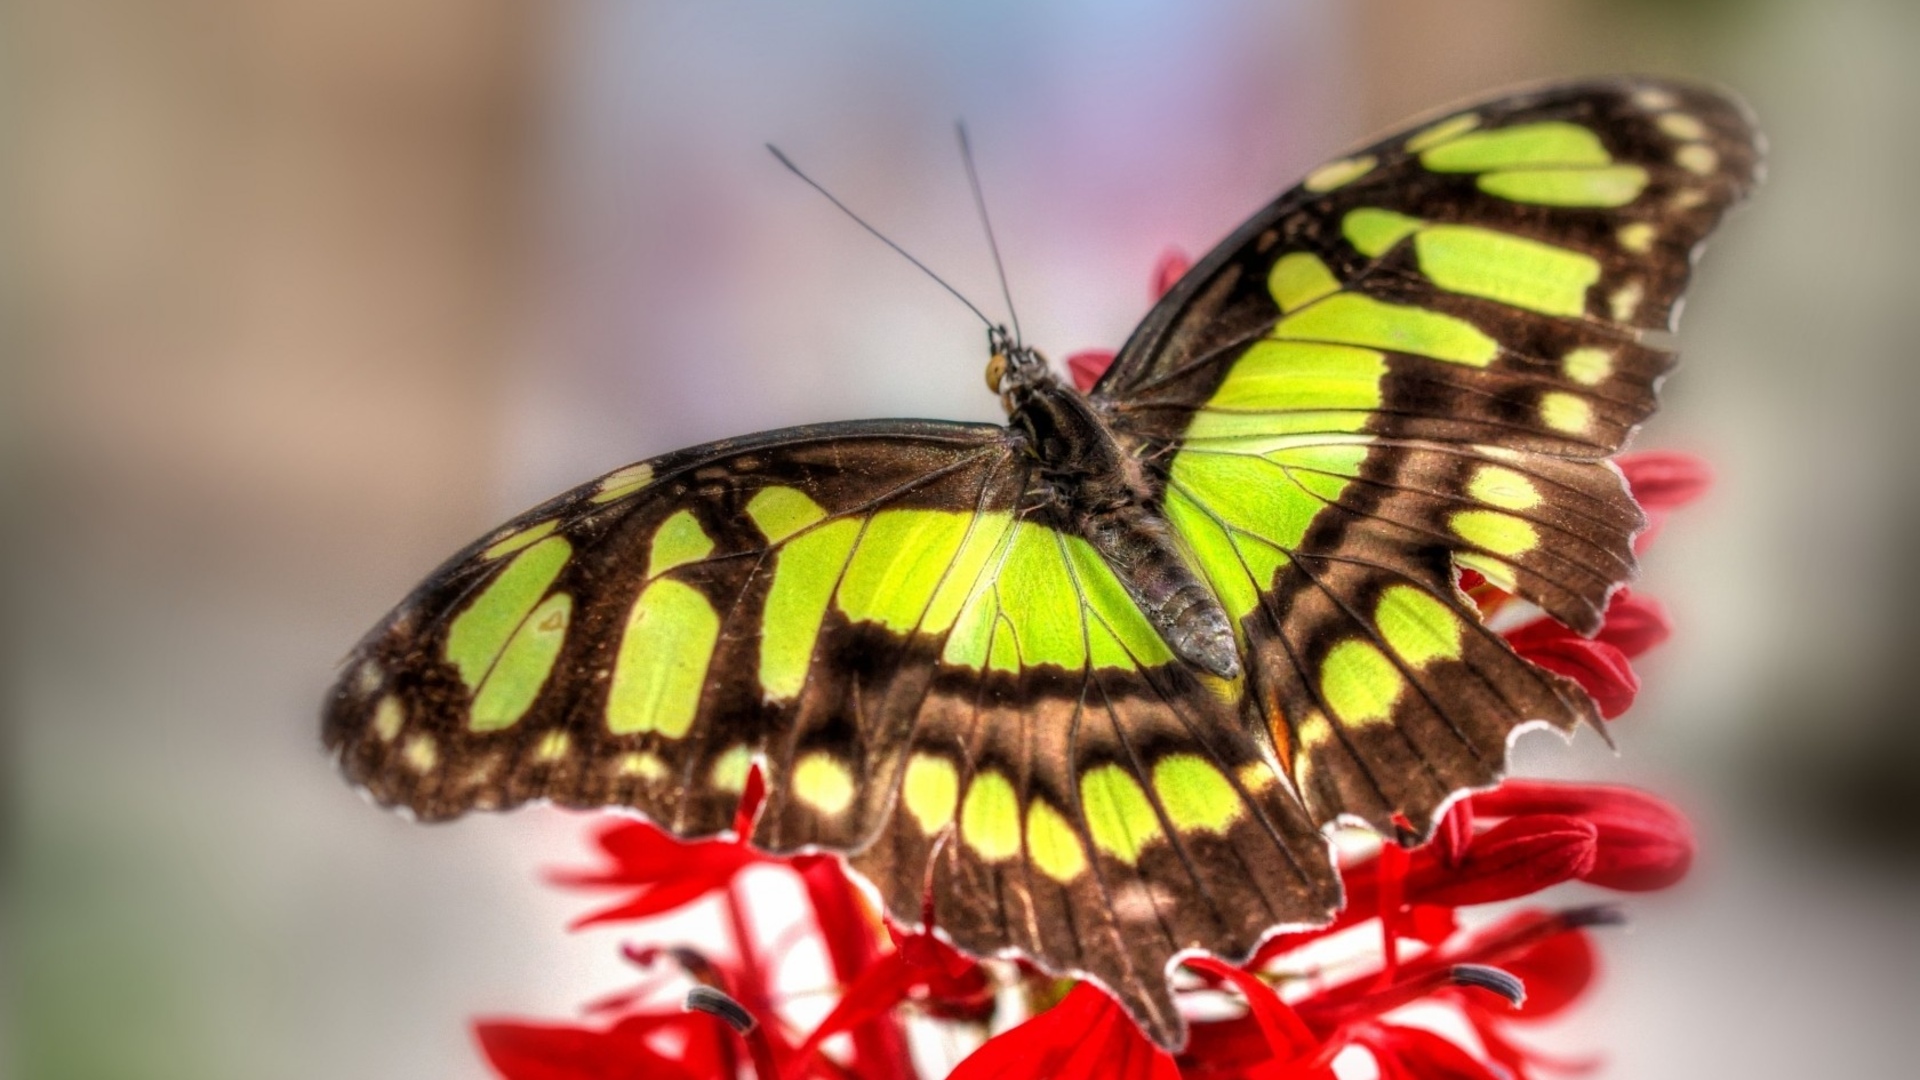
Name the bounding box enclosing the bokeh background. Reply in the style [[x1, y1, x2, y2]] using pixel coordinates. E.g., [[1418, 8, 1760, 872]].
[[12, 0, 1920, 1076]]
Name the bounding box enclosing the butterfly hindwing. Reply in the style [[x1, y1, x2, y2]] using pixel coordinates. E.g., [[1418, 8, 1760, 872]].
[[1101, 78, 1758, 834], [853, 590, 1336, 1045]]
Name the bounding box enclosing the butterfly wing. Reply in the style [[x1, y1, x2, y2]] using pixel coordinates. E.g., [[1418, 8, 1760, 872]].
[[324, 419, 1338, 1047], [1092, 78, 1760, 834]]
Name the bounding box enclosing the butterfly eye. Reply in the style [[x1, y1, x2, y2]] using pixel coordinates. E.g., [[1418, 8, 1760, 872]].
[[985, 353, 1008, 392]]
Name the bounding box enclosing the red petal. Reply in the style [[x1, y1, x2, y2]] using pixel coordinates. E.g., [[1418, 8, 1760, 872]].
[[554, 821, 695, 885], [790, 952, 918, 1070], [1461, 1013, 1536, 1080], [800, 857, 879, 976], [1186, 957, 1319, 1059], [1404, 904, 1460, 946], [948, 984, 1181, 1080], [1595, 589, 1671, 659], [568, 875, 732, 929], [1470, 779, 1634, 816], [1068, 350, 1116, 391], [1255, 845, 1474, 963], [1508, 634, 1639, 719], [1274, 807, 1589, 959], [474, 1017, 703, 1080], [1617, 452, 1711, 554], [1181, 1016, 1344, 1079], [1152, 249, 1191, 299], [1434, 799, 1475, 870], [1413, 816, 1597, 907], [1369, 1025, 1504, 1080], [891, 926, 978, 981], [1586, 820, 1692, 892], [1369, 1041, 1420, 1080], [552, 824, 758, 890], [1582, 796, 1694, 893], [884, 928, 992, 1009], [1617, 451, 1713, 511], [1469, 782, 1692, 892], [1463, 1008, 1605, 1078], [1179, 1014, 1275, 1077], [733, 764, 767, 837]]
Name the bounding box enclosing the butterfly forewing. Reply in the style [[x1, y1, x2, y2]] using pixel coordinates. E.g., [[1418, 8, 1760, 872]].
[[1097, 78, 1758, 836], [327, 421, 1017, 828]]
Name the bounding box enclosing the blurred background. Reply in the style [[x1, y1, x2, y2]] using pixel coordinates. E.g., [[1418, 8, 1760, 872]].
[[11, 0, 1920, 1076]]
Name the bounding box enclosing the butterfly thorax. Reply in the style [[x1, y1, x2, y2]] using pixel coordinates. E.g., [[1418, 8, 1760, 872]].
[[992, 334, 1241, 680]]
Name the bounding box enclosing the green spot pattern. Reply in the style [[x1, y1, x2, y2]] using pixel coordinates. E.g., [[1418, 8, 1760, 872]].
[[961, 772, 1021, 861], [1420, 121, 1610, 172], [1477, 165, 1648, 208], [469, 593, 572, 732], [1342, 207, 1424, 258], [1320, 639, 1403, 725], [1080, 765, 1163, 863], [1185, 341, 1385, 441], [1275, 294, 1499, 367], [1415, 226, 1602, 317], [1267, 253, 1342, 313], [606, 578, 720, 737], [760, 518, 862, 701], [939, 521, 1171, 673], [646, 510, 714, 579], [1152, 754, 1242, 834], [1374, 586, 1463, 669], [445, 536, 572, 692]]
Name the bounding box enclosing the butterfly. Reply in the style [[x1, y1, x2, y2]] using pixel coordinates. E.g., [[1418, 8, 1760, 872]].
[[324, 79, 1759, 1048]]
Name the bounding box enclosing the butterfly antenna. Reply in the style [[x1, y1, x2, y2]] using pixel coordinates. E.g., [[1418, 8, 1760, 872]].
[[767, 144, 994, 330], [956, 122, 1023, 346]]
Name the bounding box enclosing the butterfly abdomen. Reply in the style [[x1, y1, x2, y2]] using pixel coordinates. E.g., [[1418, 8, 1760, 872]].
[[1080, 503, 1241, 680]]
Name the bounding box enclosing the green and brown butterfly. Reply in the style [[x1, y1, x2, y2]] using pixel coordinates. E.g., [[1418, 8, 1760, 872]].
[[324, 78, 1759, 1049]]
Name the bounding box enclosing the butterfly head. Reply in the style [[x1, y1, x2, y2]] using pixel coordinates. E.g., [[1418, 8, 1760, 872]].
[[985, 325, 1050, 407]]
